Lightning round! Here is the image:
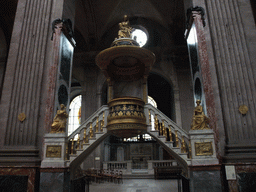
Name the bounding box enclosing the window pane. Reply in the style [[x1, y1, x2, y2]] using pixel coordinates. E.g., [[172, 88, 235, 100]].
[[68, 95, 82, 136], [148, 96, 157, 108]]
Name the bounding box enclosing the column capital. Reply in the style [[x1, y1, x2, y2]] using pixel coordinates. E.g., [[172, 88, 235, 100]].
[[186, 6, 206, 29], [51, 18, 74, 40], [107, 78, 113, 85]]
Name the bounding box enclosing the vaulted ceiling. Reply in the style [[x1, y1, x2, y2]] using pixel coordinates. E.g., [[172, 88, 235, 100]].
[[75, 0, 186, 42], [0, 0, 191, 84], [73, 0, 190, 72]]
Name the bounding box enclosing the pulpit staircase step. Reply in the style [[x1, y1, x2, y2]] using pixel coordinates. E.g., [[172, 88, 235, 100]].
[[123, 174, 154, 179], [132, 169, 149, 174]]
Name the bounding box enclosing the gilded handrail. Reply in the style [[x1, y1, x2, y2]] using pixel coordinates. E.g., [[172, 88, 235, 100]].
[[68, 105, 109, 140], [144, 104, 189, 139]]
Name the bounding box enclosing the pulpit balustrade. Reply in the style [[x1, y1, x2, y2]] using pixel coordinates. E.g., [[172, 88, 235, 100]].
[[145, 104, 190, 157], [66, 105, 109, 160], [66, 103, 191, 163]]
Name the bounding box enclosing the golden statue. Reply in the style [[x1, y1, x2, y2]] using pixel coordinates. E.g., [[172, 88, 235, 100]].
[[191, 100, 210, 130], [50, 104, 68, 133], [118, 15, 133, 38]]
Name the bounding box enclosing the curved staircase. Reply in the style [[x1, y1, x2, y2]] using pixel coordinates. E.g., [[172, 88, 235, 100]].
[[66, 104, 192, 179]]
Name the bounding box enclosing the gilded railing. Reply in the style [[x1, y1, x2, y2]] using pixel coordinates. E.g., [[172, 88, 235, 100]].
[[66, 105, 109, 158], [66, 103, 190, 160], [68, 105, 109, 140], [144, 104, 190, 155]]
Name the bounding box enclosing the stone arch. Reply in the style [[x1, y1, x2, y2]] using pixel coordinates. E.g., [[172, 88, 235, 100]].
[[147, 72, 176, 121]]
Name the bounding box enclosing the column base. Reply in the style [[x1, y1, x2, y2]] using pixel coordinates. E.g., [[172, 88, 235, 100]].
[[41, 133, 67, 168], [40, 168, 70, 192], [189, 129, 219, 166], [189, 165, 222, 192]]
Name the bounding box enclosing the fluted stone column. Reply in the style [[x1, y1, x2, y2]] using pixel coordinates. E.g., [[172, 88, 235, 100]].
[[204, 0, 256, 159], [0, 0, 76, 191], [0, 0, 56, 164], [186, 1, 256, 191], [199, 1, 256, 191], [189, 0, 256, 160]]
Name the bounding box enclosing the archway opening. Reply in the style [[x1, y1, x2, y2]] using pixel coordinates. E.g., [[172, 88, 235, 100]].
[[148, 73, 175, 121]]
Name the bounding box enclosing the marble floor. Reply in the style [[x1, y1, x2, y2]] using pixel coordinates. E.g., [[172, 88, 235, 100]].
[[89, 179, 181, 192]]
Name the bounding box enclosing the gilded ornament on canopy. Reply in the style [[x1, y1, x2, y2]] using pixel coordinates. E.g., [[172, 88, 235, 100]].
[[95, 15, 155, 82], [118, 15, 134, 39]]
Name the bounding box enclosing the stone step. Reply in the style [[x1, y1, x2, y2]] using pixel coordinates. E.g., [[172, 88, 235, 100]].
[[131, 169, 148, 174], [157, 136, 166, 143], [123, 174, 154, 179]]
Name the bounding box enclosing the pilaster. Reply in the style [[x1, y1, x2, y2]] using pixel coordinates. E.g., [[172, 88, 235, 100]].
[[0, 0, 55, 165], [186, 6, 222, 160], [204, 0, 256, 161], [0, 0, 76, 184]]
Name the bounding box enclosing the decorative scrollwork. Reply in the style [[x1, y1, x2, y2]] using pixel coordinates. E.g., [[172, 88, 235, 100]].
[[108, 103, 146, 120]]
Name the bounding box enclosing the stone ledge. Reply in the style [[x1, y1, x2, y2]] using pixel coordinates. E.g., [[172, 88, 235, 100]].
[[189, 164, 222, 171], [40, 167, 69, 172]]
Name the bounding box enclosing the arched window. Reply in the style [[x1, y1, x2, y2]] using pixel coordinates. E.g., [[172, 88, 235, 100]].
[[148, 96, 157, 131], [68, 95, 82, 136], [131, 28, 148, 47], [148, 95, 157, 108]]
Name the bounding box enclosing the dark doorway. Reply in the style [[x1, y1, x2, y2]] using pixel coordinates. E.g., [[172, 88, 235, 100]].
[[250, 0, 256, 24], [148, 73, 175, 121]]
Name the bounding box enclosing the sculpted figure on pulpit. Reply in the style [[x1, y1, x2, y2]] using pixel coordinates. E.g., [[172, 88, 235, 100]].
[[50, 104, 68, 133], [118, 15, 134, 38], [191, 100, 210, 130]]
